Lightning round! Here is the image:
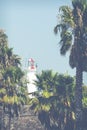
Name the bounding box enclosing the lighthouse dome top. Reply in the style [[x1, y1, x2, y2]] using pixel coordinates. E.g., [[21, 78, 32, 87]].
[[28, 58, 37, 72]]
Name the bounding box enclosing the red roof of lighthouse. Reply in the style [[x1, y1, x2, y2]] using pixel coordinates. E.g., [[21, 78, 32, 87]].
[[29, 58, 34, 63]]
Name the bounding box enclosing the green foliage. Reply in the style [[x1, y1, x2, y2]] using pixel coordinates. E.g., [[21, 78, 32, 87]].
[[30, 70, 75, 130], [83, 97, 87, 107], [54, 1, 87, 129], [30, 70, 87, 130], [82, 85, 87, 108], [0, 29, 28, 125], [54, 0, 87, 71]]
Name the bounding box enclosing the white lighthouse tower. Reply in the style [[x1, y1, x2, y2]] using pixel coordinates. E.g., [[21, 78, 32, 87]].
[[27, 58, 37, 98]]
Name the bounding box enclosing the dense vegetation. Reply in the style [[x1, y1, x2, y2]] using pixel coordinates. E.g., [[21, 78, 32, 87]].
[[30, 70, 87, 130], [0, 30, 28, 129], [54, 0, 87, 130]]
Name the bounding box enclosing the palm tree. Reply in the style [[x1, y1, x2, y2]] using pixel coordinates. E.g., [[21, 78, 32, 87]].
[[54, 0, 87, 130], [30, 70, 75, 130], [0, 29, 28, 129], [30, 70, 58, 130]]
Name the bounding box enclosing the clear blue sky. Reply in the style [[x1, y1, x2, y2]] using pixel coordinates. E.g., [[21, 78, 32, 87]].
[[0, 0, 79, 76]]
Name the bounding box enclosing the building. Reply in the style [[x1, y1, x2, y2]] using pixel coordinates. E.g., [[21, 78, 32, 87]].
[[27, 58, 37, 98]]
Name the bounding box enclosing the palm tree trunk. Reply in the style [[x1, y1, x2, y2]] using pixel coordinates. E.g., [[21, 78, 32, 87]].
[[8, 114, 11, 130], [75, 64, 83, 130]]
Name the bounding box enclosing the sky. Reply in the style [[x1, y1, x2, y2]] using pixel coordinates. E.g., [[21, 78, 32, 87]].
[[0, 0, 85, 78]]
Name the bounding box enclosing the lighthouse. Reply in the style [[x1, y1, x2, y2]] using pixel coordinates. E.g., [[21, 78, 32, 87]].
[[27, 58, 37, 98]]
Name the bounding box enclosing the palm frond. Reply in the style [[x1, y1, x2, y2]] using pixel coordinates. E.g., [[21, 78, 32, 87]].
[[59, 6, 74, 28]]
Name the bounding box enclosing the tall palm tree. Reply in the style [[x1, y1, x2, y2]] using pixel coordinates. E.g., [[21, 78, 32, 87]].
[[54, 0, 87, 130]]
